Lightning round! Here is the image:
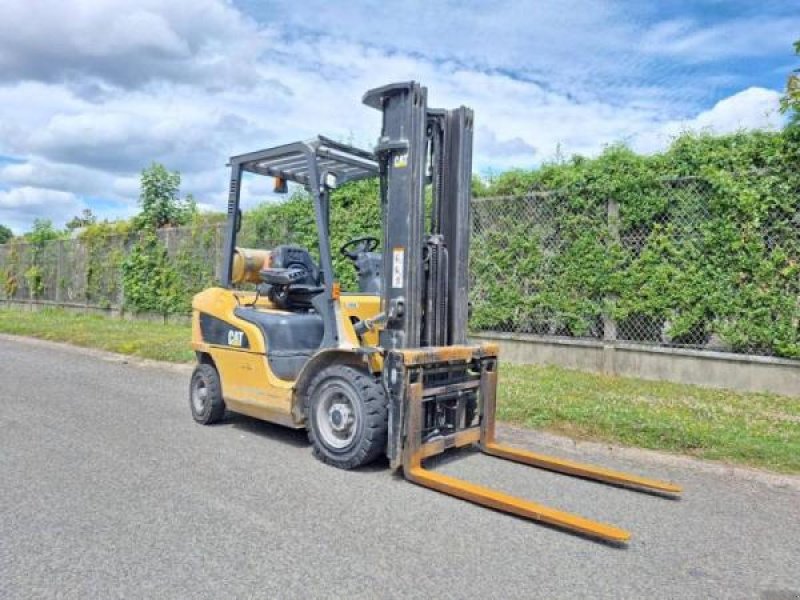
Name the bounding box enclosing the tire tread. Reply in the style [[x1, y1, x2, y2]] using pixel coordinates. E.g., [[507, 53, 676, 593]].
[[190, 363, 226, 425], [303, 364, 388, 469]]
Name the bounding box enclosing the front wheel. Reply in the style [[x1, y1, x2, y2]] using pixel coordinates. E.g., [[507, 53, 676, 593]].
[[304, 364, 388, 469]]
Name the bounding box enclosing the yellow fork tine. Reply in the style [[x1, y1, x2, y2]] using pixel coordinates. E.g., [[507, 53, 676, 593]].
[[483, 442, 682, 495], [405, 465, 631, 543], [397, 359, 676, 544], [478, 365, 681, 495]]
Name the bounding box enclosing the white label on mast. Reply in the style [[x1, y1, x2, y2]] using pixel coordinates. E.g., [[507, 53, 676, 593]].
[[392, 247, 405, 289]]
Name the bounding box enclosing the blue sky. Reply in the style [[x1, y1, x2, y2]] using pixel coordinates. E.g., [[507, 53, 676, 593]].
[[0, 0, 796, 233]]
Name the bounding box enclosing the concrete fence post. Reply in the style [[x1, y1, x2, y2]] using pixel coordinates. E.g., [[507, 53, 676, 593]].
[[602, 198, 620, 374], [54, 240, 64, 304], [214, 223, 224, 282]]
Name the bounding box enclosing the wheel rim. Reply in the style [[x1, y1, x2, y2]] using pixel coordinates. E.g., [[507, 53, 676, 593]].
[[192, 377, 208, 414], [315, 383, 359, 450]]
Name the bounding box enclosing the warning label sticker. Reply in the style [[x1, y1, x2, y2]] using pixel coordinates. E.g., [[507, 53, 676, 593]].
[[392, 247, 404, 289]]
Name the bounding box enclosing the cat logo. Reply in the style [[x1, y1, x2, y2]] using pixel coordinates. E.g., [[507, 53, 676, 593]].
[[228, 330, 244, 347]]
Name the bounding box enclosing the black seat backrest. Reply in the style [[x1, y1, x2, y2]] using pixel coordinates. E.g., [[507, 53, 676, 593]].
[[234, 307, 324, 380], [270, 245, 320, 286]]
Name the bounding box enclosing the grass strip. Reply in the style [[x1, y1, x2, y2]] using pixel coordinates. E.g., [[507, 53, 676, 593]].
[[2, 307, 797, 473]]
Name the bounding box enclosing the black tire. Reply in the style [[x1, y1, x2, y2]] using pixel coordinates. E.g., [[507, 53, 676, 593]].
[[189, 363, 226, 425], [304, 364, 388, 469]]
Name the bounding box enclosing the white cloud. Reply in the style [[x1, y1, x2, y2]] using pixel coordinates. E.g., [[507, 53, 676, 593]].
[[0, 0, 792, 232], [260, 0, 650, 100], [0, 186, 84, 233], [0, 0, 265, 89], [640, 16, 800, 63], [0, 158, 115, 197], [687, 87, 783, 130], [476, 126, 537, 161], [632, 87, 783, 153]]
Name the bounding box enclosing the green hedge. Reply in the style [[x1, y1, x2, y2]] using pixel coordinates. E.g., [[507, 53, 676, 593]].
[[471, 128, 800, 357], [2, 128, 797, 358], [235, 128, 798, 357]]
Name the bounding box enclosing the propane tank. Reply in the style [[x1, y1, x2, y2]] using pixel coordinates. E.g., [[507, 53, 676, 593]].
[[231, 248, 272, 284]]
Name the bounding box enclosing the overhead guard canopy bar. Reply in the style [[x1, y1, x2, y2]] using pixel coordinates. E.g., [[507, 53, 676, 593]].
[[219, 137, 380, 289], [231, 137, 379, 187]]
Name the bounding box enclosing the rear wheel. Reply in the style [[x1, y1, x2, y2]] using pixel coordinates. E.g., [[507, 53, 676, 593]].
[[190, 363, 226, 425], [304, 364, 388, 469]]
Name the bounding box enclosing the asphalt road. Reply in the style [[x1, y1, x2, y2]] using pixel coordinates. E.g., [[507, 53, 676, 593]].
[[1, 336, 799, 599]]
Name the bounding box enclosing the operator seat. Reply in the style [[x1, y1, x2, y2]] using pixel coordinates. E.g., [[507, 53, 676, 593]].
[[261, 245, 324, 310], [270, 245, 321, 287]]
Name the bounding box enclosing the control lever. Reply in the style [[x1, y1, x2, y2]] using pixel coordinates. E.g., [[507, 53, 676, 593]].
[[354, 312, 388, 336], [259, 267, 307, 286]]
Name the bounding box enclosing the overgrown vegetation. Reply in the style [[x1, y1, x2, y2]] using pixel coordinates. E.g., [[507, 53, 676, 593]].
[[471, 129, 800, 357], [780, 40, 800, 124], [237, 127, 800, 357], [0, 163, 211, 315], [135, 163, 197, 230], [0, 224, 12, 245], [80, 220, 132, 307], [2, 128, 798, 353], [119, 164, 200, 314], [21, 220, 61, 300], [2, 307, 797, 473]]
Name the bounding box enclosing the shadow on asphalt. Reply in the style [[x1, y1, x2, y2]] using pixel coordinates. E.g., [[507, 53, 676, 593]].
[[218, 411, 391, 473], [220, 412, 308, 447], [389, 454, 629, 548], [426, 444, 682, 501]]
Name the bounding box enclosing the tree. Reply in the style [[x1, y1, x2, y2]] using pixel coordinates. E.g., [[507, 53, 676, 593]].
[[135, 163, 196, 230], [780, 40, 800, 124], [0, 224, 12, 244], [65, 208, 97, 231], [20, 219, 61, 299], [25, 219, 60, 244]]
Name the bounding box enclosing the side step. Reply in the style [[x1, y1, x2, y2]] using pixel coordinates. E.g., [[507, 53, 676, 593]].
[[396, 346, 681, 544]]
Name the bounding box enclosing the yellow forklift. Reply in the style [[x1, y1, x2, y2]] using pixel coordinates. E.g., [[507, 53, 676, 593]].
[[190, 81, 680, 543]]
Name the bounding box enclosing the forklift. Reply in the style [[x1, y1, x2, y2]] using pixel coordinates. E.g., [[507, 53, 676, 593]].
[[190, 81, 681, 543]]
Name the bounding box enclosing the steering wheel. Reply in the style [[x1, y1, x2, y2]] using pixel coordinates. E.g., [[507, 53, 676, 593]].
[[340, 236, 379, 260]]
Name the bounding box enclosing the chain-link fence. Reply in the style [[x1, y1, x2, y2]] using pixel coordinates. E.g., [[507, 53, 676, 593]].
[[614, 177, 713, 348], [0, 223, 225, 309], [2, 175, 798, 358], [470, 176, 800, 358]]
